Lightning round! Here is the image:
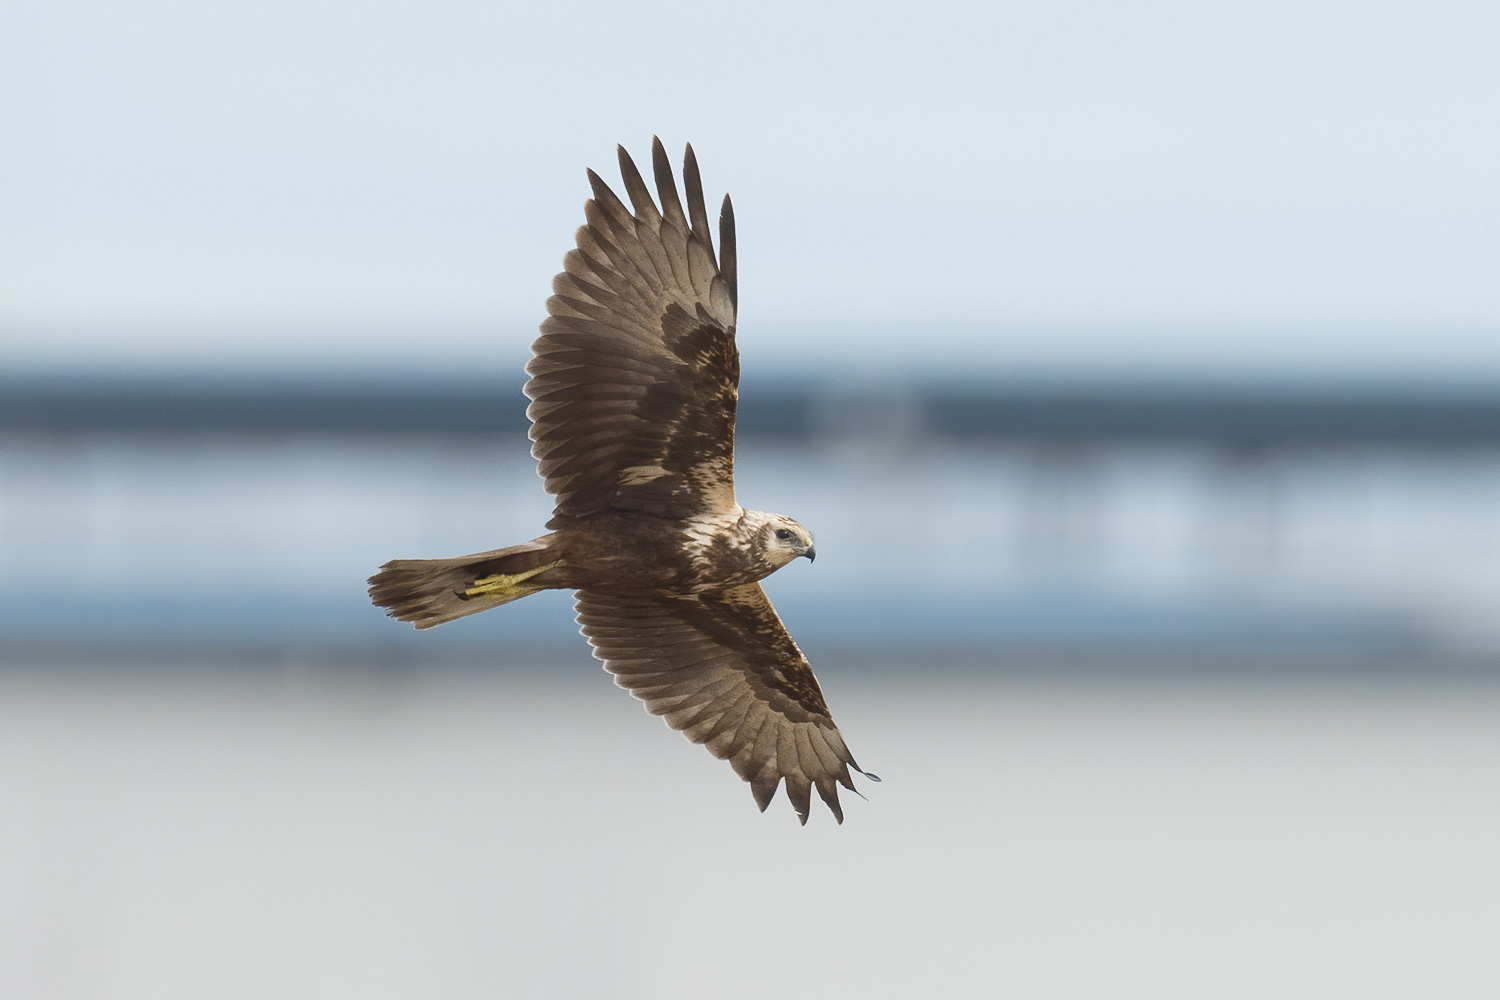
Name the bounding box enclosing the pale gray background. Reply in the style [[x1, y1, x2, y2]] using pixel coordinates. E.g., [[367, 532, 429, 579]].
[[4, 0, 1498, 378]]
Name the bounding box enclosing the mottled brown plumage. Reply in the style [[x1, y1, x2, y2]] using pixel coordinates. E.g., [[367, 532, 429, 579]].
[[369, 138, 873, 824]]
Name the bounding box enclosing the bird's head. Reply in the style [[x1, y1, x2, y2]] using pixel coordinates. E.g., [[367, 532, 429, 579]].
[[754, 512, 816, 568]]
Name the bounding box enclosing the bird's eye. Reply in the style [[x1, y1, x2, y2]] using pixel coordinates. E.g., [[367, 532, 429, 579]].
[[774, 528, 793, 541]]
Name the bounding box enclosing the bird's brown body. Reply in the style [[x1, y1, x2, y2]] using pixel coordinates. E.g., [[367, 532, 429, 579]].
[[369, 139, 870, 823]]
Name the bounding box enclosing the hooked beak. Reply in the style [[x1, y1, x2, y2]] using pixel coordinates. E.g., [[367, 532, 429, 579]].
[[801, 545, 816, 563]]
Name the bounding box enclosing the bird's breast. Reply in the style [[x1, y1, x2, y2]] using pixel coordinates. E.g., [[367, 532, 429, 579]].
[[555, 509, 768, 594]]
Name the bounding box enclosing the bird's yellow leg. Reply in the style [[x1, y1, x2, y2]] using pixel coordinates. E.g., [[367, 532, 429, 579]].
[[460, 561, 558, 601]]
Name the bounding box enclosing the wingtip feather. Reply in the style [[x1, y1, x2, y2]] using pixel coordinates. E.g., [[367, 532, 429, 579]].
[[750, 774, 778, 813], [816, 779, 846, 824], [681, 142, 714, 259], [784, 775, 813, 824], [719, 194, 737, 309], [651, 137, 685, 227]]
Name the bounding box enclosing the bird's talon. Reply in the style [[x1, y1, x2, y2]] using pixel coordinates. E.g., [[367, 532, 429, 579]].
[[462, 563, 554, 600]]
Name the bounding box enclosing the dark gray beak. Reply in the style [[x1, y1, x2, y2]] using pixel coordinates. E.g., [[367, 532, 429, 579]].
[[803, 545, 816, 563]]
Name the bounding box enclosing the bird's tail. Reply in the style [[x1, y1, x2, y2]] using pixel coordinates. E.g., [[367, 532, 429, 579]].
[[368, 536, 562, 629]]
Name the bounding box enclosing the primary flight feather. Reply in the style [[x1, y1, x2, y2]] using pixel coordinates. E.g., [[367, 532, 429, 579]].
[[369, 138, 873, 824]]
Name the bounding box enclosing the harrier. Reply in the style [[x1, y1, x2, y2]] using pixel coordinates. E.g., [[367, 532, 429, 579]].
[[369, 139, 874, 823]]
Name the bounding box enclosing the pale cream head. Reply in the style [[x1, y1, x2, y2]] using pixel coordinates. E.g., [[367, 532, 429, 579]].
[[746, 510, 816, 569]]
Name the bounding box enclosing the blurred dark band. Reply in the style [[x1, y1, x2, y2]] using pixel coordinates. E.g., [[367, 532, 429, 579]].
[[4, 374, 1499, 446]]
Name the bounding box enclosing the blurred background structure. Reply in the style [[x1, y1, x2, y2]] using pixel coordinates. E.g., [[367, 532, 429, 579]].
[[5, 373, 1500, 655], [4, 0, 1500, 996]]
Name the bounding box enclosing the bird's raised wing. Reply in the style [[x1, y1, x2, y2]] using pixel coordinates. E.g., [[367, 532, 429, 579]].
[[575, 584, 870, 824], [526, 138, 740, 524]]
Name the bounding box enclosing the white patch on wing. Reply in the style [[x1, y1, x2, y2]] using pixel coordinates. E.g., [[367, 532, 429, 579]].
[[619, 464, 669, 486]]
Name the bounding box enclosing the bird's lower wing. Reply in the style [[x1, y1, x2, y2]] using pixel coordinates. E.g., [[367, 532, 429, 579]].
[[575, 584, 868, 824]]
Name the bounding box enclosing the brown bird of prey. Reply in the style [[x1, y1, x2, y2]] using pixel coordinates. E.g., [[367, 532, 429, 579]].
[[368, 138, 874, 824]]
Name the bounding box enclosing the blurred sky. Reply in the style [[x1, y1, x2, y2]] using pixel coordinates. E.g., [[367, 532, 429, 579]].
[[3, 0, 1499, 379]]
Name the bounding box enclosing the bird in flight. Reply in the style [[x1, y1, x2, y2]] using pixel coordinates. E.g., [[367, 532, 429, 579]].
[[369, 138, 874, 823]]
